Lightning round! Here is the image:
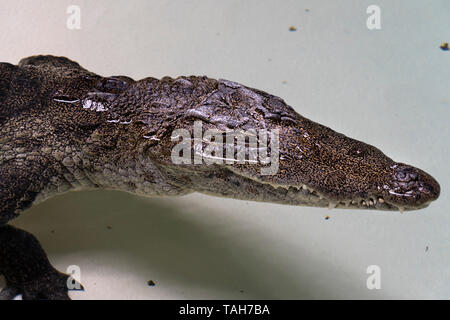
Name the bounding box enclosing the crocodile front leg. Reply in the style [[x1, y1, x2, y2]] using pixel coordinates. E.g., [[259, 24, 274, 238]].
[[0, 161, 81, 300], [0, 225, 82, 300]]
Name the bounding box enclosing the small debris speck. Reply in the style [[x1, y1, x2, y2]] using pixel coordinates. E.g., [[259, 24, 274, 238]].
[[147, 280, 156, 286], [325, 216, 330, 220], [282, 81, 287, 84], [240, 290, 244, 294], [425, 246, 429, 252], [440, 42, 449, 51], [305, 9, 310, 12], [289, 26, 297, 32], [106, 225, 112, 230]]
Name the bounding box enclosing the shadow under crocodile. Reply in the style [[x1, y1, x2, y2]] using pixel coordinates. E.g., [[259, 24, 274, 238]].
[[9, 190, 385, 299]]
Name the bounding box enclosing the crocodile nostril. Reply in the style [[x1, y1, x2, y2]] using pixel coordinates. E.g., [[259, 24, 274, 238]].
[[394, 167, 418, 182], [396, 171, 406, 181]]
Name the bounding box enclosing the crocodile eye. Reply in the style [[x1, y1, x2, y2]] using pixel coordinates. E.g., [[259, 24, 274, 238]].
[[96, 76, 132, 93]]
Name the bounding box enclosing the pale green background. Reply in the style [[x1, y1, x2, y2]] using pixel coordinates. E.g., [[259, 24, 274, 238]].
[[0, 0, 449, 299]]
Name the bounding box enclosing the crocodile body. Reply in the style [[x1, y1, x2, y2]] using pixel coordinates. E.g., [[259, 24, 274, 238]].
[[0, 55, 440, 299]]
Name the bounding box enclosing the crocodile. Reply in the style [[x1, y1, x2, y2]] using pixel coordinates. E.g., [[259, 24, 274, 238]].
[[0, 55, 440, 299]]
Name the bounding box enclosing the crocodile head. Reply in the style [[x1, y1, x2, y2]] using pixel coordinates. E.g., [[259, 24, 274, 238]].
[[109, 77, 440, 212], [221, 115, 441, 212]]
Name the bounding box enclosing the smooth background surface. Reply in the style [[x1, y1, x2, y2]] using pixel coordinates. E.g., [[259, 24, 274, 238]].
[[0, 0, 448, 299]]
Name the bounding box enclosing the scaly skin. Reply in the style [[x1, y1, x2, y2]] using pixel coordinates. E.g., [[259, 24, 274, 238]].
[[0, 55, 440, 299]]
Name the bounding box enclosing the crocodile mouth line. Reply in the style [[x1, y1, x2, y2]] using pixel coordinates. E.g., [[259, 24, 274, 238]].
[[263, 182, 425, 212], [225, 166, 413, 212]]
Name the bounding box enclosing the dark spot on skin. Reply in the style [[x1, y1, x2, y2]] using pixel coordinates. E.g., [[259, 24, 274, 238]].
[[347, 146, 366, 158]]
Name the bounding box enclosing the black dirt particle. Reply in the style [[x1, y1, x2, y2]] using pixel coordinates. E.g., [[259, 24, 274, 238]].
[[289, 26, 297, 32], [147, 280, 156, 286], [440, 42, 449, 51]]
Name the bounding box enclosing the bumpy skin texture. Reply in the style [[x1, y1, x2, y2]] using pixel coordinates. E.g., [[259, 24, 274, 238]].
[[0, 55, 440, 299]]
